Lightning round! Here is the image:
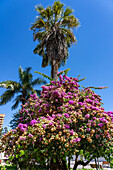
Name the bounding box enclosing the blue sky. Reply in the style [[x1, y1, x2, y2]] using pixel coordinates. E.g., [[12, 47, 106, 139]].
[[0, 0, 113, 129]]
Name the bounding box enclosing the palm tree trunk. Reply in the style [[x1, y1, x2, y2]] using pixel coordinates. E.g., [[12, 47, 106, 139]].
[[22, 91, 27, 105], [51, 59, 58, 81]]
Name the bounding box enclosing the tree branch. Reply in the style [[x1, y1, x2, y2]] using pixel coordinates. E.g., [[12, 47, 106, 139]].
[[73, 156, 93, 170]]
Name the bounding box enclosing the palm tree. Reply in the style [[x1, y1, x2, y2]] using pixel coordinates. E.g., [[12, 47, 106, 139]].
[[0, 66, 46, 110], [30, 1, 79, 81], [10, 112, 20, 129]]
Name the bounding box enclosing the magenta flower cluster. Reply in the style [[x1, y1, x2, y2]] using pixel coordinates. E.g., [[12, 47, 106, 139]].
[[1, 75, 113, 167]]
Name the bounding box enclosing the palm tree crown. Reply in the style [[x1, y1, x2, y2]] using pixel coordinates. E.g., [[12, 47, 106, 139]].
[[0, 66, 46, 109], [30, 1, 79, 80]]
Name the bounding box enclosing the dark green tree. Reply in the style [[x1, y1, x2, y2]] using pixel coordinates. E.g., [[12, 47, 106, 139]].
[[10, 112, 20, 129], [30, 1, 79, 80], [0, 66, 46, 110]]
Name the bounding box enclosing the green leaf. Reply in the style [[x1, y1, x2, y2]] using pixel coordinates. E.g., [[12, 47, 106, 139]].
[[34, 71, 53, 81], [79, 85, 85, 88], [53, 158, 56, 163], [9, 155, 14, 160], [18, 144, 20, 149], [63, 157, 66, 160], [79, 150, 83, 155], [64, 7, 73, 17], [57, 68, 70, 76], [16, 154, 18, 158], [19, 150, 25, 157], [77, 74, 81, 78], [78, 77, 86, 82]]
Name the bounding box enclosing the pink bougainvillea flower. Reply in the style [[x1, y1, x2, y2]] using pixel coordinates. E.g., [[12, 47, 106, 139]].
[[85, 114, 90, 119], [87, 128, 90, 131], [69, 130, 74, 135], [69, 100, 74, 105], [57, 114, 62, 117], [30, 119, 37, 126], [64, 113, 70, 118], [49, 122, 53, 126], [41, 85, 49, 91], [96, 135, 100, 139], [42, 124, 46, 128], [20, 137, 26, 141], [65, 124, 70, 129], [98, 123, 103, 128], [75, 138, 81, 142], [28, 134, 33, 138]]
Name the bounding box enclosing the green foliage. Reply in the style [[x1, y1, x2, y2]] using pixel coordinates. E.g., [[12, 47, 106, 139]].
[[34, 71, 52, 81], [0, 164, 17, 170], [30, 1, 79, 69], [35, 68, 71, 82], [57, 68, 70, 76], [19, 150, 24, 157], [0, 66, 46, 109], [77, 77, 86, 82], [10, 112, 20, 129]]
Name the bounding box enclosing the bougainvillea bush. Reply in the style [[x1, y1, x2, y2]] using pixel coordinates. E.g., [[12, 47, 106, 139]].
[[1, 75, 113, 170]]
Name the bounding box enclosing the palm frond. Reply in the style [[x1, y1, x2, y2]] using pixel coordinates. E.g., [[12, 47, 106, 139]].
[[12, 95, 22, 110], [33, 42, 46, 55], [52, 1, 64, 21], [35, 5, 48, 19], [34, 71, 52, 81], [0, 80, 19, 90], [31, 78, 46, 86], [61, 15, 79, 28], [25, 67, 32, 74], [0, 90, 16, 105], [61, 28, 77, 47], [35, 5, 44, 13], [42, 54, 49, 68], [64, 7, 73, 17], [46, 6, 53, 20], [18, 66, 24, 83], [21, 68, 33, 86], [31, 18, 46, 30], [33, 31, 46, 41]]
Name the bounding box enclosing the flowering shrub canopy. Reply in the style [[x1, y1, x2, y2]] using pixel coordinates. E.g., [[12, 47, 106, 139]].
[[1, 75, 113, 168]]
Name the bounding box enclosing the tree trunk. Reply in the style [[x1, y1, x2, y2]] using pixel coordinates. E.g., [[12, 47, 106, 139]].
[[50, 158, 67, 170], [68, 156, 70, 170], [51, 59, 58, 81], [21, 91, 27, 105]]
